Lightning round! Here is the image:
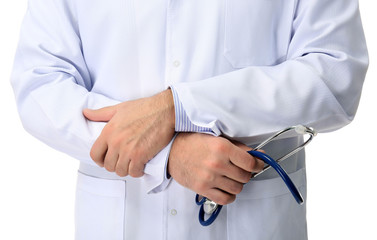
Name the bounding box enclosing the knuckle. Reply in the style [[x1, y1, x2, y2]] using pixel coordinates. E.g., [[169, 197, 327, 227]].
[[211, 140, 228, 154], [91, 155, 103, 167], [129, 168, 144, 178], [129, 148, 146, 163], [128, 161, 144, 178], [241, 172, 252, 183], [109, 136, 122, 148], [207, 159, 222, 170], [256, 159, 265, 172], [234, 184, 244, 194], [89, 149, 96, 160], [245, 157, 257, 172], [226, 194, 236, 204], [194, 182, 207, 193], [102, 124, 113, 136], [94, 161, 104, 168], [89, 147, 102, 163], [217, 194, 236, 205], [115, 167, 128, 177], [201, 171, 215, 183], [104, 163, 115, 172]]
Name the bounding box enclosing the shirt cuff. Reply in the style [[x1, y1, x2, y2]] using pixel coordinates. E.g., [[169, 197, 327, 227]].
[[143, 134, 177, 194], [170, 86, 214, 133]]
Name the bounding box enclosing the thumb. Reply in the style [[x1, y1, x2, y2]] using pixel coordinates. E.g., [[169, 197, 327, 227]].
[[232, 141, 266, 153], [232, 141, 265, 172], [83, 105, 117, 122], [232, 141, 252, 151]]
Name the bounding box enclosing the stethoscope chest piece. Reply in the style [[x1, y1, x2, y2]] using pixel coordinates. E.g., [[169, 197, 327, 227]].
[[195, 194, 223, 226], [203, 199, 218, 214]]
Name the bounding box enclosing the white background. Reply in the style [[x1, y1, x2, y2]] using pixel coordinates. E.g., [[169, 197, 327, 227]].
[[0, 1, 375, 239]]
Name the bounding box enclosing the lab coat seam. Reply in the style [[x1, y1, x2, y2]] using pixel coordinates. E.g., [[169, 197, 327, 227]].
[[286, 0, 298, 61], [77, 170, 126, 181], [222, 0, 294, 68], [122, 181, 126, 240], [164, 0, 173, 87], [237, 185, 307, 202], [239, 168, 306, 200], [223, 0, 229, 57], [240, 182, 307, 201], [76, 186, 125, 198], [76, 174, 126, 198], [22, 1, 89, 88], [162, 184, 168, 240], [223, 51, 287, 69], [69, 0, 95, 90]]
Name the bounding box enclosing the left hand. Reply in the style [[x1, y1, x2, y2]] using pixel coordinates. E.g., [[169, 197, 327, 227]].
[[168, 133, 265, 205], [83, 89, 175, 177]]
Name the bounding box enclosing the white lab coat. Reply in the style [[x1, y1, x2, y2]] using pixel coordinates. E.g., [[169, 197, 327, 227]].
[[11, 0, 368, 239]]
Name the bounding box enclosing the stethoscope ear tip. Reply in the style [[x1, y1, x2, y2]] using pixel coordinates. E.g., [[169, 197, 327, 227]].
[[294, 125, 317, 136], [294, 125, 308, 135]]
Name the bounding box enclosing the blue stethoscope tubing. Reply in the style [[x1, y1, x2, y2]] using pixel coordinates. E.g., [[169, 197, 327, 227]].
[[195, 125, 316, 227], [195, 150, 303, 226], [247, 150, 304, 204], [195, 194, 223, 226]]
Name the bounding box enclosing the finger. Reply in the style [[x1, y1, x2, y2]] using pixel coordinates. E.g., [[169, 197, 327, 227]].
[[215, 176, 245, 195], [115, 156, 130, 177], [83, 105, 117, 122], [252, 155, 265, 172], [103, 147, 119, 172], [221, 164, 252, 184], [90, 138, 108, 167], [204, 188, 236, 206], [128, 159, 145, 178], [232, 141, 252, 151], [229, 147, 264, 173], [232, 141, 266, 153]]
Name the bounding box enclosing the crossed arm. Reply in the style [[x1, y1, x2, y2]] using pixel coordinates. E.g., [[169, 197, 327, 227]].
[[12, 0, 367, 207], [83, 89, 264, 205]]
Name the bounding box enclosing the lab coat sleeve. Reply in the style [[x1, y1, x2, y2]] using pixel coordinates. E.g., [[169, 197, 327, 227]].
[[171, 0, 369, 144], [171, 86, 214, 134], [10, 0, 168, 193]]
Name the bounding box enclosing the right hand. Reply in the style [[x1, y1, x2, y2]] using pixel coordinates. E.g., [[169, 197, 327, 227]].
[[168, 133, 264, 205], [83, 89, 175, 178]]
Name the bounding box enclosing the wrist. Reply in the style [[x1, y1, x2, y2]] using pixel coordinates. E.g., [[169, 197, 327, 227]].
[[158, 89, 175, 129]]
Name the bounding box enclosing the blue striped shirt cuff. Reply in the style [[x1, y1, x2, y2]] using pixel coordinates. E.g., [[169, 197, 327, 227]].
[[170, 86, 213, 133]]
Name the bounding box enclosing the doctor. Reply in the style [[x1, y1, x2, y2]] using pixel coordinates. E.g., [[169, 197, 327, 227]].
[[11, 0, 368, 239]]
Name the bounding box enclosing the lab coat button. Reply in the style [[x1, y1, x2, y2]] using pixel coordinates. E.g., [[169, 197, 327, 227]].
[[170, 209, 177, 216], [173, 60, 180, 67]]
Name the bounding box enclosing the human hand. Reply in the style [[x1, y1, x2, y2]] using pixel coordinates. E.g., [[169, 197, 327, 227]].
[[83, 89, 175, 177], [168, 133, 264, 205]]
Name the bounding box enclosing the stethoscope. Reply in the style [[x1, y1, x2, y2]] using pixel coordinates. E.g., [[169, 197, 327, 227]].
[[195, 125, 317, 226]]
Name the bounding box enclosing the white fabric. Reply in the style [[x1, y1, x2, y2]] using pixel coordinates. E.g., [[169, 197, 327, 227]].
[[11, 0, 368, 239]]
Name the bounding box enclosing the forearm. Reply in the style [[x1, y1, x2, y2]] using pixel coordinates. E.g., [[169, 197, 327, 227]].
[[171, 0, 368, 143], [10, 0, 114, 165], [12, 73, 121, 165]]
